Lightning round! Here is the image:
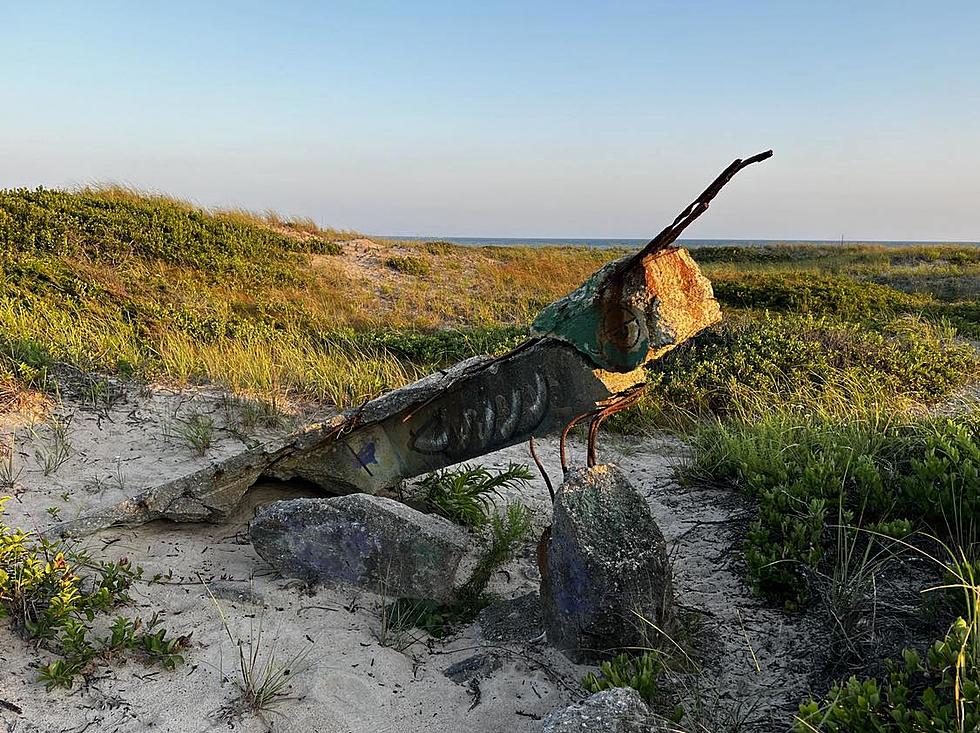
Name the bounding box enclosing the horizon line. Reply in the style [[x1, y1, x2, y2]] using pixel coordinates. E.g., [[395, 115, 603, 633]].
[[378, 235, 980, 245]]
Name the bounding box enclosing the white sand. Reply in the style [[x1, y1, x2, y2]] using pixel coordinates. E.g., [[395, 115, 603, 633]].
[[1, 381, 814, 732]]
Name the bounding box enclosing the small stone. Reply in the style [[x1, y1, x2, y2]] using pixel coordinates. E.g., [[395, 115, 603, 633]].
[[249, 494, 469, 601], [542, 688, 665, 733], [205, 580, 264, 606], [443, 653, 502, 684], [478, 592, 544, 642]]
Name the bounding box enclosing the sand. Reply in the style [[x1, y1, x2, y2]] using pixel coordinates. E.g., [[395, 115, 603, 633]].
[[0, 380, 817, 733]]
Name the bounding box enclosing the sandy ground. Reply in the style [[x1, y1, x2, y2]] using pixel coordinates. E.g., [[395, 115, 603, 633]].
[[0, 381, 819, 733]]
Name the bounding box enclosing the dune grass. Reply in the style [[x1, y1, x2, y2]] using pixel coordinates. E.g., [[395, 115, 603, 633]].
[[1, 186, 977, 420]]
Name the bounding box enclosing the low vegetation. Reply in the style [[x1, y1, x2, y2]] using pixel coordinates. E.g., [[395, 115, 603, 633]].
[[796, 545, 979, 731], [0, 496, 187, 689], [583, 651, 664, 705], [611, 314, 977, 432], [688, 414, 979, 603], [418, 462, 532, 527]]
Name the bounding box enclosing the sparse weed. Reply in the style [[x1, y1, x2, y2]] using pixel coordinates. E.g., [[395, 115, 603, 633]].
[[456, 502, 533, 607], [204, 581, 313, 716], [174, 412, 215, 456], [376, 573, 442, 653], [32, 417, 73, 476], [0, 434, 21, 491]]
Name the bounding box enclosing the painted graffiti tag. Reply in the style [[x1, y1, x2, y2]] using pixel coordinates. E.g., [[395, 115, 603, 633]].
[[408, 371, 550, 458]]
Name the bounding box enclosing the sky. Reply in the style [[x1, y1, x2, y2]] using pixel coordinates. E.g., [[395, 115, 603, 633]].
[[2, 1, 979, 240]]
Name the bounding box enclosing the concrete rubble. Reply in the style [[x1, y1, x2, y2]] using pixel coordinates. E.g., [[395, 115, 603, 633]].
[[249, 494, 469, 601], [540, 465, 672, 662]]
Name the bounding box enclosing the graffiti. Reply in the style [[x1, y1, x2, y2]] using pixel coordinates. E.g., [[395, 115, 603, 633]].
[[595, 302, 645, 368], [345, 440, 378, 475], [408, 371, 550, 458]]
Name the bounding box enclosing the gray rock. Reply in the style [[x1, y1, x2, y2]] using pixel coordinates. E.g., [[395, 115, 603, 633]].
[[249, 494, 468, 601], [542, 688, 665, 733], [541, 465, 672, 662], [443, 653, 502, 684], [478, 591, 544, 642]]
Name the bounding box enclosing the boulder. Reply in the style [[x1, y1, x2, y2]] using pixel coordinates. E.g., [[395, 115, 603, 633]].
[[542, 688, 666, 733], [249, 495, 468, 601], [541, 465, 672, 662]]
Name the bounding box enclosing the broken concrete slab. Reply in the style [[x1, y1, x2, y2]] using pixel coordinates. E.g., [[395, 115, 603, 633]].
[[541, 465, 672, 663], [54, 152, 776, 533], [56, 248, 720, 535], [532, 247, 721, 372], [248, 494, 469, 601]]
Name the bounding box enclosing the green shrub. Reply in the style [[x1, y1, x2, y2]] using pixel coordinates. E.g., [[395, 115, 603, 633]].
[[0, 187, 308, 278], [687, 414, 980, 603], [384, 255, 431, 277], [796, 620, 978, 732], [712, 272, 927, 320], [583, 652, 663, 705], [0, 496, 187, 688], [609, 313, 977, 432]]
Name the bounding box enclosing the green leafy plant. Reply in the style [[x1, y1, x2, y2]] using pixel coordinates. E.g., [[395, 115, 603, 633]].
[[419, 463, 533, 528], [456, 502, 533, 607], [583, 652, 664, 705], [0, 496, 188, 689]]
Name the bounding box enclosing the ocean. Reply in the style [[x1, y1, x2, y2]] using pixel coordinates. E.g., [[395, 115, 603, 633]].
[[383, 237, 980, 250]]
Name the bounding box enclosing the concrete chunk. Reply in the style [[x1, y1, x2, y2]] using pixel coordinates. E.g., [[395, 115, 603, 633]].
[[249, 494, 469, 601]]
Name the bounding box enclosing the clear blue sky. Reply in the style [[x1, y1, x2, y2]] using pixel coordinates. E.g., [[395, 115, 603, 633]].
[[3, 1, 979, 240]]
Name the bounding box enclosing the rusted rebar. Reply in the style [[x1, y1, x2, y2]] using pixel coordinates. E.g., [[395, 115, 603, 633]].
[[528, 436, 555, 502]]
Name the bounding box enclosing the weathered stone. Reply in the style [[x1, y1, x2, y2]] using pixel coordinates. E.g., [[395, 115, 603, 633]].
[[443, 653, 502, 685], [541, 465, 672, 662], [542, 688, 667, 733], [249, 495, 468, 601], [478, 591, 544, 642]]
